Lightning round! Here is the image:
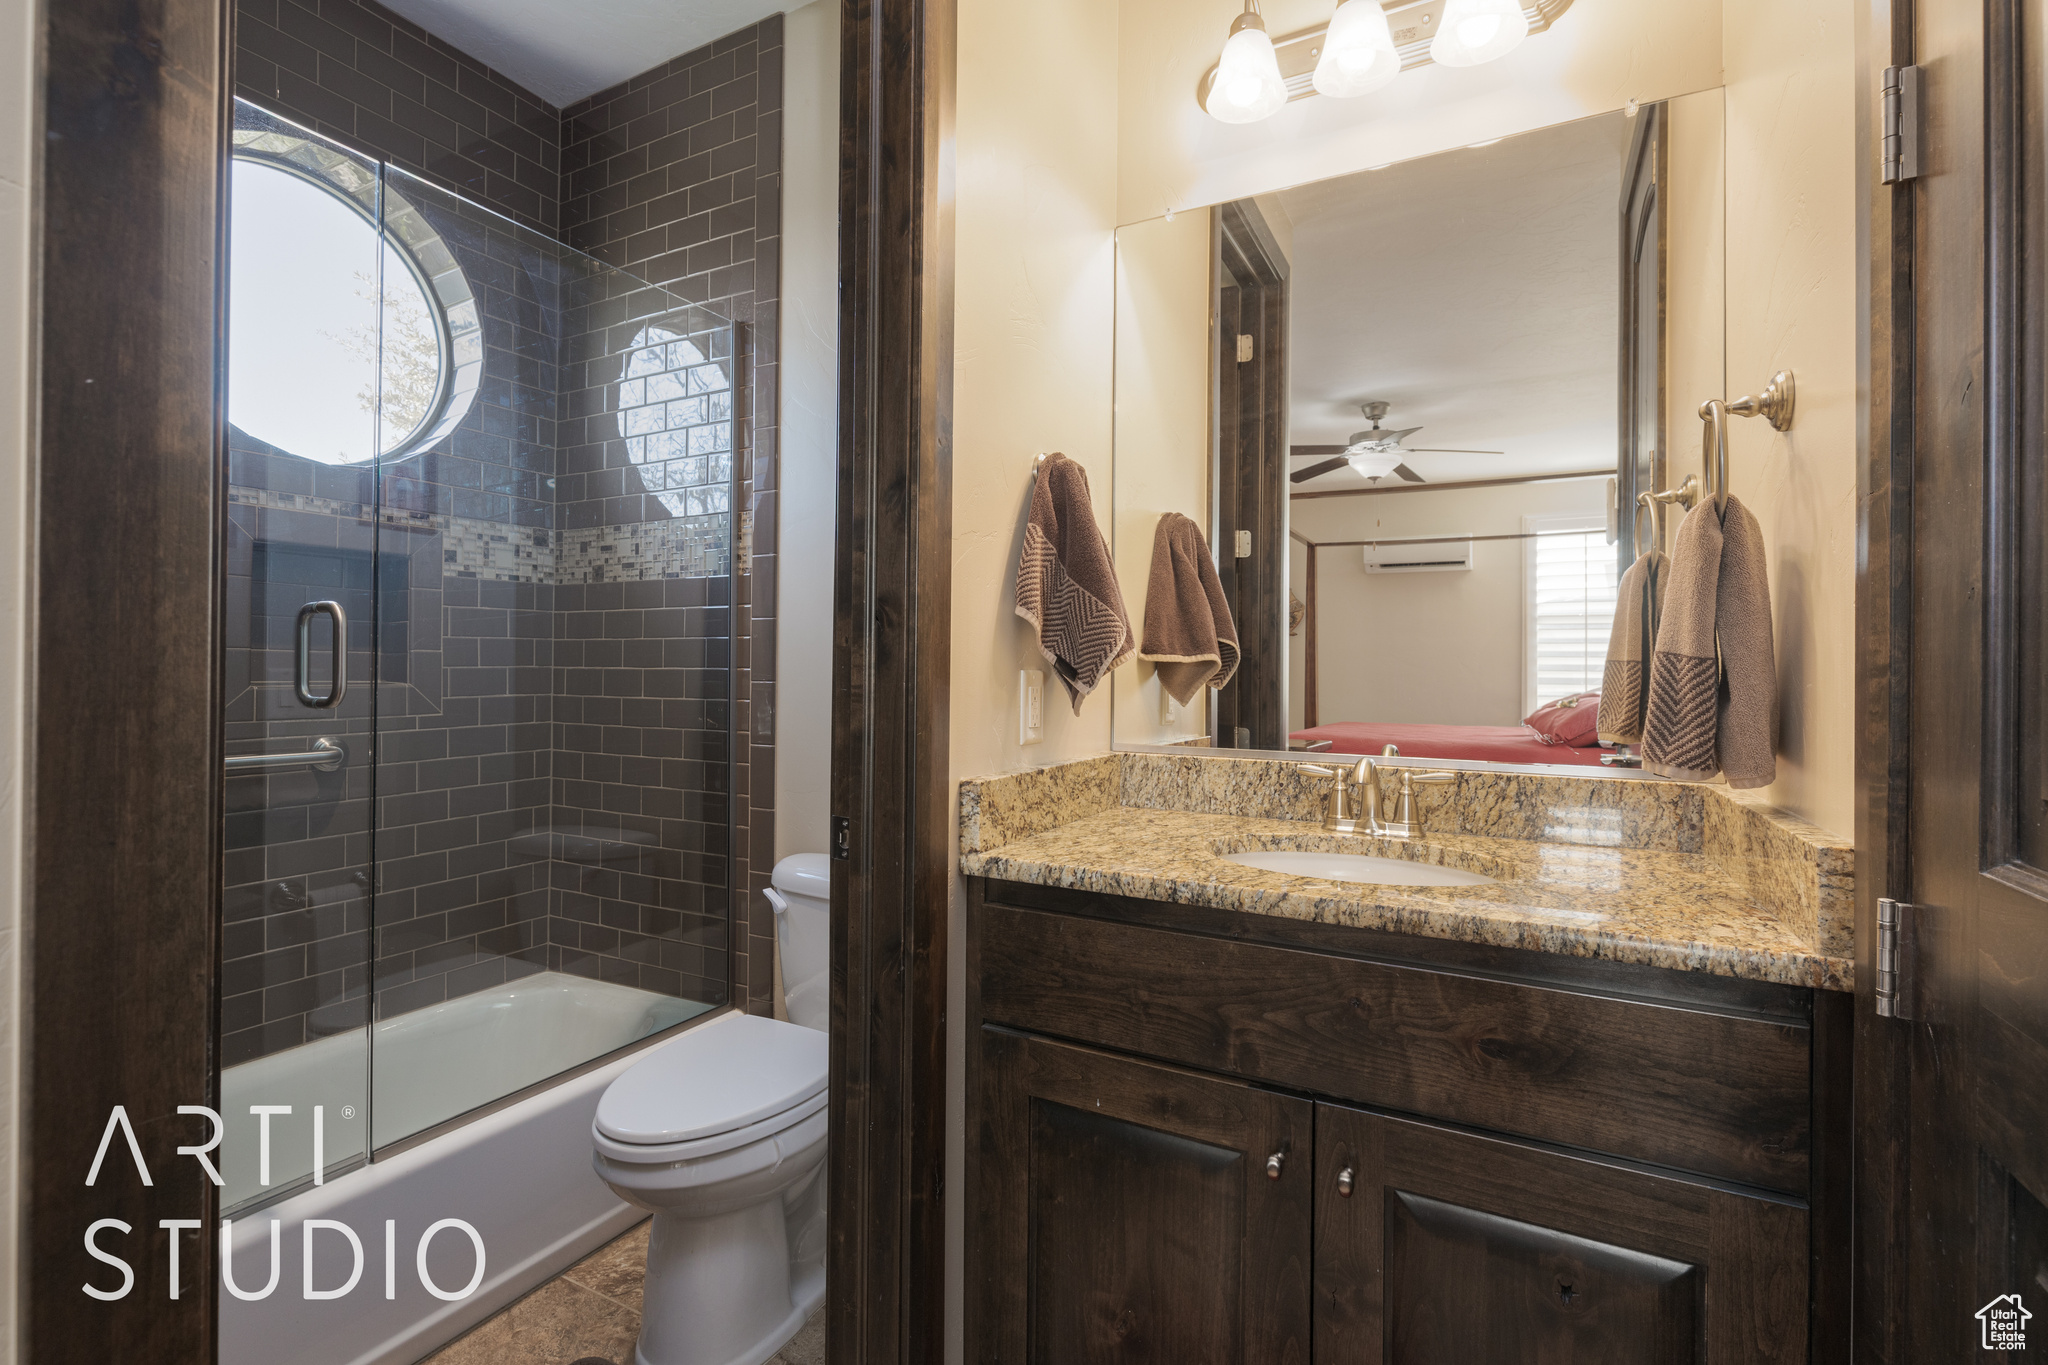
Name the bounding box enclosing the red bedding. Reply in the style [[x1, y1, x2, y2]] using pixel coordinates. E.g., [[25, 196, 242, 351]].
[[1288, 721, 1616, 766]]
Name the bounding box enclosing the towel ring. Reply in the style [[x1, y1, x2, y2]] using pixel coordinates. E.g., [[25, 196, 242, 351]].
[[1699, 370, 1795, 514]]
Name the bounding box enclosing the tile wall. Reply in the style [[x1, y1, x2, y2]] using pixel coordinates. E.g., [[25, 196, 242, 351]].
[[560, 16, 785, 1011], [222, 0, 784, 1060]]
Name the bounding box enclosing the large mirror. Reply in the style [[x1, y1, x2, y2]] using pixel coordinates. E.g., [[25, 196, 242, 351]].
[[1111, 89, 1725, 769]]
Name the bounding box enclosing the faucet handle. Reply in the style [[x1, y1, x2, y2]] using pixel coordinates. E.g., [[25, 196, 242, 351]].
[[1404, 770, 1458, 787], [1295, 763, 1338, 779]]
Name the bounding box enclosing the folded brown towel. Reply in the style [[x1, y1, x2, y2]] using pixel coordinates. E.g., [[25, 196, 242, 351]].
[[1014, 453, 1135, 713], [1596, 549, 1667, 745], [1137, 512, 1240, 706], [1642, 497, 1777, 785]]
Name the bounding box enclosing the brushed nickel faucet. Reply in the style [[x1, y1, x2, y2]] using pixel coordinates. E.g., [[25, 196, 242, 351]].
[[1295, 756, 1458, 837]]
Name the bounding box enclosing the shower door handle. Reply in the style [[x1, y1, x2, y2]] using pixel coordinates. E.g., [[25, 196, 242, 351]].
[[295, 600, 348, 708]]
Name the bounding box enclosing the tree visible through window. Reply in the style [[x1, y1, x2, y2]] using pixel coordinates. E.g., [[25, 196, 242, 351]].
[[228, 157, 446, 464]]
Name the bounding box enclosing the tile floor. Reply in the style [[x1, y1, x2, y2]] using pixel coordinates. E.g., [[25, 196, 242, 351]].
[[420, 1218, 825, 1365]]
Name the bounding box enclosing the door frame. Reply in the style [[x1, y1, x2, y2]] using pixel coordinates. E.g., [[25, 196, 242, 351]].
[[828, 0, 955, 1361], [1853, 0, 1919, 1359], [1214, 198, 1288, 750], [25, 0, 231, 1358]]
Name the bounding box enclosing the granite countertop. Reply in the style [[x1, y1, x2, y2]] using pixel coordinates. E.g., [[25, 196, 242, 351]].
[[961, 804, 1852, 991]]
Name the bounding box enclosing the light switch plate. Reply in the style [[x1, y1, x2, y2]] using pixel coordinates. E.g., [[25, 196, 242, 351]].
[[1160, 686, 1176, 726], [1019, 670, 1044, 744]]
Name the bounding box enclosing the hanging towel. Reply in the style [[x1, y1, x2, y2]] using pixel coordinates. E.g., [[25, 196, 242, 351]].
[[1596, 549, 1668, 745], [1714, 498, 1778, 787], [1015, 452, 1135, 713], [1138, 512, 1240, 706], [1642, 497, 1777, 785]]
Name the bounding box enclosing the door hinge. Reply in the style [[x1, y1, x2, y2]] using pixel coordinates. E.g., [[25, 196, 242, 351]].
[[1236, 333, 1254, 363], [1234, 529, 1252, 558], [1875, 896, 1915, 1019], [1881, 65, 1921, 185]]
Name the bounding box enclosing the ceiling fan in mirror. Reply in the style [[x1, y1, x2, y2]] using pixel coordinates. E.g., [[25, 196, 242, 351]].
[[1288, 401, 1505, 484]]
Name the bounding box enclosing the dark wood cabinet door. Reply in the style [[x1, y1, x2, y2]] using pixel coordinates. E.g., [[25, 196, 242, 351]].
[[1314, 1104, 1806, 1364], [972, 1027, 1313, 1364]]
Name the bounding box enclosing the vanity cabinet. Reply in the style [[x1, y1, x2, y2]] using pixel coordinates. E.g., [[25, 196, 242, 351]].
[[965, 877, 1848, 1364]]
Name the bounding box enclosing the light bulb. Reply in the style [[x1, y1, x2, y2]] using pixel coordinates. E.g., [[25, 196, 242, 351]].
[[1430, 0, 1529, 67], [1206, 9, 1288, 124], [1313, 0, 1400, 98]]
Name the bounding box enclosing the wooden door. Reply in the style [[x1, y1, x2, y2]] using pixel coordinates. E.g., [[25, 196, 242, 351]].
[[971, 1028, 1313, 1363], [1215, 199, 1289, 750], [1862, 0, 2048, 1357], [1315, 1104, 1807, 1364]]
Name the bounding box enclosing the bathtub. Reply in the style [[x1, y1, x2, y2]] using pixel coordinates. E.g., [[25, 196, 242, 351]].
[[218, 972, 717, 1365]]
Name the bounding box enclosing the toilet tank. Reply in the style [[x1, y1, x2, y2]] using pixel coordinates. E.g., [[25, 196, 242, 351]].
[[767, 854, 831, 1032]]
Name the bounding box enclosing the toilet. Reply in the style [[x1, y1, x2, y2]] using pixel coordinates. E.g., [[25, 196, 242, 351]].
[[764, 853, 830, 1030], [592, 855, 831, 1365]]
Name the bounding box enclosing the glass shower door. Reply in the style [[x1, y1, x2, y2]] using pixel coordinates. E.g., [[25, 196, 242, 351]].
[[364, 165, 731, 1151], [220, 99, 738, 1192], [219, 105, 385, 1208]]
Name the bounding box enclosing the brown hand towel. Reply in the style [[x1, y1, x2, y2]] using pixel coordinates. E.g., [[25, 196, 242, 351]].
[[1137, 512, 1240, 706], [1596, 549, 1667, 745], [1642, 496, 1777, 784], [1014, 452, 1135, 713], [1714, 497, 1777, 787]]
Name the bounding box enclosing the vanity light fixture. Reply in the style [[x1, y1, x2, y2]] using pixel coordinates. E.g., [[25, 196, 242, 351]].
[[1313, 0, 1401, 98], [1201, 1, 1569, 118], [1205, 1, 1289, 124], [1430, 0, 1530, 66]]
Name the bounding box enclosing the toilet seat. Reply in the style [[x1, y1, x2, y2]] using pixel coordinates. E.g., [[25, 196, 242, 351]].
[[595, 1012, 829, 1161], [592, 1089, 827, 1166]]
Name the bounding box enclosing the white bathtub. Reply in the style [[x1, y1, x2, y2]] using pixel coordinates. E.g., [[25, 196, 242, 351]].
[[219, 972, 718, 1365]]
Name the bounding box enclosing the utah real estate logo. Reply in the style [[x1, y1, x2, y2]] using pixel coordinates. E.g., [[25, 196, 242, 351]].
[[1979, 1294, 2032, 1351]]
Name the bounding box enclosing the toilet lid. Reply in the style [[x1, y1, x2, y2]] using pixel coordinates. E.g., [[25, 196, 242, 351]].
[[596, 1012, 829, 1146]]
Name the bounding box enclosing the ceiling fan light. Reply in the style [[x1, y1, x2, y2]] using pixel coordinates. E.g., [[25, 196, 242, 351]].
[[1430, 0, 1529, 67], [1345, 450, 1403, 480], [1313, 0, 1400, 98], [1206, 9, 1289, 124]]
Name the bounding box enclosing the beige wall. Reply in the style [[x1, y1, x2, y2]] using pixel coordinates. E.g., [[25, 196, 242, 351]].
[[773, 0, 839, 864], [1110, 208, 1212, 745], [948, 0, 1122, 1355], [1722, 0, 1856, 838], [1116, 0, 1723, 224], [1663, 87, 1728, 509], [1292, 478, 1607, 728], [0, 0, 32, 1348]]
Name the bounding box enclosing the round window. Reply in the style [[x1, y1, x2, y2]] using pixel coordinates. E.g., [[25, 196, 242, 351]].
[[228, 157, 449, 464]]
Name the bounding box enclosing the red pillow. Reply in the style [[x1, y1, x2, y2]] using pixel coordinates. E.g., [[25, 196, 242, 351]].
[[1524, 692, 1603, 747]]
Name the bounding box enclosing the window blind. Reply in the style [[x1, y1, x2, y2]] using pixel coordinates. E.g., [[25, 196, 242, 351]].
[[1528, 526, 1619, 711]]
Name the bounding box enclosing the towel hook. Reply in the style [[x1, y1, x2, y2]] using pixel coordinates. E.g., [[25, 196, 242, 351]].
[[1031, 451, 1051, 481], [1698, 370, 1795, 514]]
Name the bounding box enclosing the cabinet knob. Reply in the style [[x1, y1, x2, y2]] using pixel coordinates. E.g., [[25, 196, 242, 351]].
[[1336, 1166, 1355, 1197], [1265, 1151, 1285, 1179]]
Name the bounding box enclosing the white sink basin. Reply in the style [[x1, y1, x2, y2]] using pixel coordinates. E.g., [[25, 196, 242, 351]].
[[1222, 850, 1497, 887]]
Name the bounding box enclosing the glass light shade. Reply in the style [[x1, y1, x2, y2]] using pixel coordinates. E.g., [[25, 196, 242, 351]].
[[1314, 0, 1400, 98], [1429, 0, 1530, 67], [1207, 14, 1288, 124], [1346, 450, 1403, 480]]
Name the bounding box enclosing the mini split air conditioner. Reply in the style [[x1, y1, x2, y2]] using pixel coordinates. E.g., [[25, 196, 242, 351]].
[[1362, 535, 1473, 573]]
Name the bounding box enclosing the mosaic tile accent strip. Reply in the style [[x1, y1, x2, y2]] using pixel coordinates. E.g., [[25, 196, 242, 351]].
[[228, 486, 730, 582]]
